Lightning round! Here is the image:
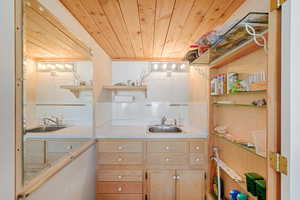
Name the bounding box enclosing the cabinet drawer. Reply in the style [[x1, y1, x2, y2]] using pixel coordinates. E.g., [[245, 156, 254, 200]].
[[147, 153, 188, 165], [98, 153, 144, 165], [190, 153, 206, 166], [97, 170, 143, 182], [97, 182, 143, 194], [47, 141, 83, 153], [189, 142, 206, 153], [147, 142, 188, 153], [96, 194, 143, 200], [98, 142, 144, 153]]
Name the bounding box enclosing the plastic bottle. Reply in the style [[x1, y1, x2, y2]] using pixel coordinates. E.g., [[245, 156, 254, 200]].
[[229, 190, 240, 200]]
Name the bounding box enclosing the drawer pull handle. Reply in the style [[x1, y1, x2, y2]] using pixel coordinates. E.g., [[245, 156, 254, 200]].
[[118, 146, 123, 150], [165, 146, 170, 150], [195, 146, 200, 150], [118, 175, 123, 179], [117, 187, 122, 192], [117, 157, 123, 162]]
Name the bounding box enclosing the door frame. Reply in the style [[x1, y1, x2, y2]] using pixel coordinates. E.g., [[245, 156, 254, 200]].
[[281, 0, 300, 199]]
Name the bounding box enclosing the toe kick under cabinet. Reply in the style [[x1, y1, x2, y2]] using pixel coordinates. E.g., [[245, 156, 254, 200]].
[[96, 139, 207, 200]]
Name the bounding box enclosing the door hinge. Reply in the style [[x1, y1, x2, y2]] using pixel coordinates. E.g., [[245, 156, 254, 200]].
[[270, 0, 287, 11], [145, 172, 148, 180], [204, 172, 207, 180], [270, 152, 288, 175], [145, 194, 148, 200]]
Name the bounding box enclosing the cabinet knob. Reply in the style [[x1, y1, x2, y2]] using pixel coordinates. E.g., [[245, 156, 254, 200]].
[[196, 146, 200, 150], [66, 145, 73, 150], [165, 146, 170, 150], [172, 175, 177, 180], [117, 157, 123, 162], [176, 175, 180, 180], [117, 187, 122, 192], [165, 158, 170, 162], [118, 146, 123, 150], [118, 175, 122, 179], [195, 158, 201, 162]]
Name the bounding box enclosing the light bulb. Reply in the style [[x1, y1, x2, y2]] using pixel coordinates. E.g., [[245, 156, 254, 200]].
[[65, 64, 73, 70], [172, 64, 176, 70], [56, 64, 64, 70], [162, 63, 167, 70], [180, 64, 186, 70], [153, 64, 158, 70], [38, 63, 46, 70]]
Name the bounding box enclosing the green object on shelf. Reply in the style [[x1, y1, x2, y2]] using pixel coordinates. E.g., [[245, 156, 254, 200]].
[[255, 180, 266, 200], [237, 193, 248, 200], [245, 173, 264, 196]]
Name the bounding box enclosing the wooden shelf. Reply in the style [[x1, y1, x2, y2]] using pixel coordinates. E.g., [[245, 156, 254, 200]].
[[209, 31, 268, 69], [213, 133, 266, 159], [191, 31, 268, 68], [103, 85, 148, 97], [211, 90, 267, 97], [213, 103, 266, 108], [103, 85, 147, 91], [60, 85, 92, 98]]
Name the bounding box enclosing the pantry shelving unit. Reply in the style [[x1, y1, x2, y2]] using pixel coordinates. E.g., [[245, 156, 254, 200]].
[[200, 12, 281, 200]]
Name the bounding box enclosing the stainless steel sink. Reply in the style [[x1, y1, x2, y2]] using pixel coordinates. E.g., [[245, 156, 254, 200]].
[[25, 126, 66, 133], [148, 125, 182, 133]]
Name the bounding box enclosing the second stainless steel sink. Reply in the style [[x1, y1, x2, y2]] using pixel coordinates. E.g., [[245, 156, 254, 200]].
[[148, 125, 182, 133]]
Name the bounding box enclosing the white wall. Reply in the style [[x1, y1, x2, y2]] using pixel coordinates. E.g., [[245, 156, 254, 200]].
[[27, 146, 96, 200], [112, 61, 189, 102], [281, 0, 300, 199], [0, 0, 16, 199]]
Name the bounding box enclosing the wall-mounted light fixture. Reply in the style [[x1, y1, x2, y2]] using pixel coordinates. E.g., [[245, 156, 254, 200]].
[[150, 62, 189, 73], [37, 62, 75, 73]]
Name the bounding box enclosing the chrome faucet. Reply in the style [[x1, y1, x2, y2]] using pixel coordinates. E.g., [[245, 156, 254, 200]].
[[41, 115, 63, 127], [161, 116, 167, 125]]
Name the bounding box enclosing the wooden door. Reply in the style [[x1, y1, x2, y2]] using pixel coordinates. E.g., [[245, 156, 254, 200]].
[[147, 170, 175, 200], [176, 170, 205, 200]]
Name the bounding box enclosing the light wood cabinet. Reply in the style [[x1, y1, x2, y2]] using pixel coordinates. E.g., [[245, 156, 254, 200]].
[[146, 170, 205, 200], [147, 170, 175, 200], [175, 170, 205, 200], [97, 139, 207, 200]]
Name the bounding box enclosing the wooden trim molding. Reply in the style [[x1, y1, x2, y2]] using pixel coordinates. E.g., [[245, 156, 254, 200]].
[[16, 139, 96, 199]]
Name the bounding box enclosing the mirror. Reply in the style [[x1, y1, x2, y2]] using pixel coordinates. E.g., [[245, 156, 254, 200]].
[[22, 0, 93, 184]]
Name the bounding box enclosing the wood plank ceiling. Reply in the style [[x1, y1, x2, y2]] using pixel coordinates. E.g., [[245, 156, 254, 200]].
[[59, 0, 245, 61], [24, 0, 91, 61]]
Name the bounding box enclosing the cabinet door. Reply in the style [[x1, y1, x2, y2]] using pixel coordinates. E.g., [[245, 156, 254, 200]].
[[147, 170, 175, 200], [176, 170, 205, 200]]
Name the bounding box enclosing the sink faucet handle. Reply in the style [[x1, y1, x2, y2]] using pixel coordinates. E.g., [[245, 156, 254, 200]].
[[161, 116, 167, 125], [174, 119, 177, 126]]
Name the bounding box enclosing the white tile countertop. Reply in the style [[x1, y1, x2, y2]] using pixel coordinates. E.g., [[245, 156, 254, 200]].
[[95, 123, 208, 139], [24, 124, 208, 139]]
